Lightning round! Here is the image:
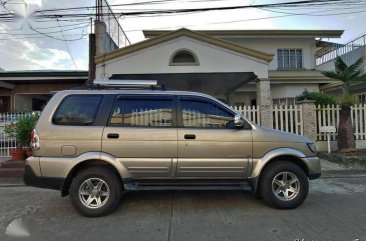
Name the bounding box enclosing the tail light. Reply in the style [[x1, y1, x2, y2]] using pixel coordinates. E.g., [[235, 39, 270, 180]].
[[31, 129, 40, 150]]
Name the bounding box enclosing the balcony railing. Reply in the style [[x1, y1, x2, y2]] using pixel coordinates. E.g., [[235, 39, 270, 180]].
[[316, 34, 366, 66]]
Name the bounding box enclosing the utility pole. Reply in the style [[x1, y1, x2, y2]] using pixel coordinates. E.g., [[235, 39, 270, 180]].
[[87, 0, 99, 82], [88, 0, 129, 82], [88, 17, 96, 82]]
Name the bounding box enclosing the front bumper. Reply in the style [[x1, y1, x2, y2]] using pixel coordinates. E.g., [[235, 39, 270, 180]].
[[302, 156, 321, 180]]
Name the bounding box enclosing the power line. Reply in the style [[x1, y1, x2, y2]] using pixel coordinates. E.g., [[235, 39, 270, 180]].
[[57, 19, 77, 70], [1, 0, 358, 20], [0, 0, 365, 23], [1, 0, 365, 42], [101, 0, 131, 45], [31, 0, 364, 13], [0, 34, 89, 41], [1, 20, 90, 32], [0, 23, 90, 35], [29, 24, 89, 41], [119, 5, 366, 32]]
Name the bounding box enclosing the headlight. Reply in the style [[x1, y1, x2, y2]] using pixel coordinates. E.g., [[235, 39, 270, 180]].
[[307, 143, 316, 153]]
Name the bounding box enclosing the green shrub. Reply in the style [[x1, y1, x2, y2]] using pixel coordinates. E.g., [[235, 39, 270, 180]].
[[296, 92, 337, 106], [4, 113, 40, 149]]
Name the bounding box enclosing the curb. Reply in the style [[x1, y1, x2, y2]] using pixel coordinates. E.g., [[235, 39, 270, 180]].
[[0, 176, 24, 186], [0, 160, 26, 178], [320, 169, 366, 178], [0, 183, 25, 187], [318, 152, 366, 167]]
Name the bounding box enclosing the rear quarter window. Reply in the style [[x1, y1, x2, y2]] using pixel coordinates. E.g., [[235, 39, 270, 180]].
[[53, 95, 102, 125]]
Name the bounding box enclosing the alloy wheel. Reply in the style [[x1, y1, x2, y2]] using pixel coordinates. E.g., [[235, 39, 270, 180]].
[[78, 178, 110, 209], [271, 171, 300, 201]]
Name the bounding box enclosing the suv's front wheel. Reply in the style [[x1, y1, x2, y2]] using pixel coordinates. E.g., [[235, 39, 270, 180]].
[[260, 161, 309, 209], [70, 167, 122, 217]]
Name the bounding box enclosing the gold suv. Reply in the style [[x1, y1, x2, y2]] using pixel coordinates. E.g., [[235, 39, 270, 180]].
[[24, 85, 320, 217]]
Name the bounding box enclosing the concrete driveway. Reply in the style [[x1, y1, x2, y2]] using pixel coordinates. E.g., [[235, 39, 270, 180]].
[[0, 176, 366, 241]]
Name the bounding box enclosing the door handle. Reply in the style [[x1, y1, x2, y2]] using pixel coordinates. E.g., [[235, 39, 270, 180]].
[[184, 134, 196, 140], [107, 133, 119, 139]]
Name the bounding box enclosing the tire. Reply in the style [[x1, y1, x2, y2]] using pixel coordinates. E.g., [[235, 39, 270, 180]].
[[70, 166, 122, 217], [259, 161, 309, 209]]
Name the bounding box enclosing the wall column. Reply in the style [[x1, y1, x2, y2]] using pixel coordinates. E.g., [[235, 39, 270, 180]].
[[256, 78, 273, 128], [297, 100, 317, 142], [94, 20, 118, 56]]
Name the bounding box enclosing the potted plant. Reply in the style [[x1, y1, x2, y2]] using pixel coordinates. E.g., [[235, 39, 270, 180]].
[[4, 113, 39, 161]]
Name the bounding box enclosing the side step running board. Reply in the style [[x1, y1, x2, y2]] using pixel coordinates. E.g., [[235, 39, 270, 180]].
[[123, 182, 252, 191]]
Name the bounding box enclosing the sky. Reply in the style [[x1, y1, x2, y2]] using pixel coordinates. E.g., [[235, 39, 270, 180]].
[[0, 0, 365, 71]]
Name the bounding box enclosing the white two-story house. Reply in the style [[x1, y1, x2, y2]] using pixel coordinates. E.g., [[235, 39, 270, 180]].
[[95, 28, 343, 109]]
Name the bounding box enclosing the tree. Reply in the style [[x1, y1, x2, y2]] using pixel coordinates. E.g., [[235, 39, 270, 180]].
[[322, 56, 366, 152]]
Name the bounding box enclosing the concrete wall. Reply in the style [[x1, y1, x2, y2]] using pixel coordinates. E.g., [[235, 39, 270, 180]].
[[232, 83, 320, 103], [228, 92, 256, 106], [220, 37, 316, 71], [316, 140, 366, 152], [271, 84, 319, 99], [95, 21, 118, 56], [96, 36, 269, 79], [316, 59, 336, 72]]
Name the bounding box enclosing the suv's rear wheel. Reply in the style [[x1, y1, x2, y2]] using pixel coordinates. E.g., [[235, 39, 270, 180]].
[[260, 161, 309, 209], [70, 167, 122, 217]]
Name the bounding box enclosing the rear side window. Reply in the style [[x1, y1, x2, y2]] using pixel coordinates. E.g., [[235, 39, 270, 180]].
[[53, 95, 102, 125], [110, 98, 173, 127]]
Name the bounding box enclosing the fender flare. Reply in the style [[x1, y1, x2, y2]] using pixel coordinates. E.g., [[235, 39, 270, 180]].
[[248, 148, 308, 193], [61, 152, 130, 196]]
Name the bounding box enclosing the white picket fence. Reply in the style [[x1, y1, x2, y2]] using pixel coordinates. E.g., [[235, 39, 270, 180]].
[[0, 112, 37, 157], [235, 104, 366, 141], [234, 104, 366, 141], [233, 105, 261, 125], [316, 104, 366, 141], [273, 105, 303, 135], [233, 105, 303, 135]]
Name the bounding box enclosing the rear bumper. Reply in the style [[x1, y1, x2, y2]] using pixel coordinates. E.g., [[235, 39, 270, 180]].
[[23, 164, 64, 191]]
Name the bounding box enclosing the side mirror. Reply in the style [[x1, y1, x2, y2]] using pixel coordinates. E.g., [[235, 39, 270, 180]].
[[234, 114, 244, 127]]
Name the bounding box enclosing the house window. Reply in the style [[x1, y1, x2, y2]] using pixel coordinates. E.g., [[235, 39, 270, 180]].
[[357, 93, 366, 103], [170, 49, 199, 66], [273, 98, 296, 106], [277, 49, 303, 70]]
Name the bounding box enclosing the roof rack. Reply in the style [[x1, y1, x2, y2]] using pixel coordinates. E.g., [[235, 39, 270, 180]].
[[86, 79, 165, 90]]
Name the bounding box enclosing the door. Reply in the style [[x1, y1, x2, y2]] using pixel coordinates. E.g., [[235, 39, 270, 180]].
[[177, 97, 252, 178], [102, 95, 177, 179], [0, 96, 10, 113]]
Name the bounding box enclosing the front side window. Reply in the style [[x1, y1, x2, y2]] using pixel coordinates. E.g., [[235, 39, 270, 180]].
[[277, 49, 303, 70], [180, 99, 234, 128], [53, 95, 102, 125], [110, 98, 173, 127]]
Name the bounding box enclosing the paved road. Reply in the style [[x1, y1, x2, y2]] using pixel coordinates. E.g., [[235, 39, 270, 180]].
[[0, 177, 366, 241]]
